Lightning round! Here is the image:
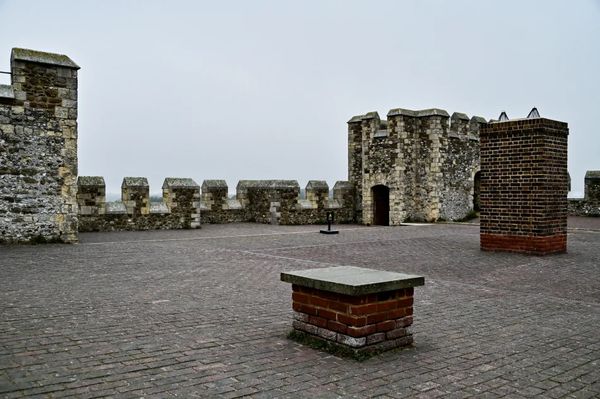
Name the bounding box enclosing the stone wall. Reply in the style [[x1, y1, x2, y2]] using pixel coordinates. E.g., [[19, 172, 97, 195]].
[[568, 171, 600, 217], [348, 107, 482, 225], [201, 180, 354, 226], [480, 117, 569, 254], [0, 48, 79, 243], [78, 178, 355, 231], [77, 177, 201, 232]]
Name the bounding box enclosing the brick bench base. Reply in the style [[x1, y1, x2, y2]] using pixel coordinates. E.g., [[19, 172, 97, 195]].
[[281, 266, 424, 357], [291, 285, 414, 354]]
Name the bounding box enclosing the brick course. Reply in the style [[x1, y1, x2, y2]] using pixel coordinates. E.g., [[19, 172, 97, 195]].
[[290, 284, 415, 353]]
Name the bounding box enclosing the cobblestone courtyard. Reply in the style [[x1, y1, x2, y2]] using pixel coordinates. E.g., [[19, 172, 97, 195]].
[[1, 219, 599, 398]]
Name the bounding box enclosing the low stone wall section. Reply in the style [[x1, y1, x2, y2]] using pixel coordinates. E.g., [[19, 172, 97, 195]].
[[77, 178, 356, 232], [568, 171, 600, 217], [77, 177, 200, 232]]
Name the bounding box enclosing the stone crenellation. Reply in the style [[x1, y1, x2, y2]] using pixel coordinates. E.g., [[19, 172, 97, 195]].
[[568, 171, 600, 217], [77, 177, 355, 232], [0, 48, 79, 243], [348, 108, 484, 225], [77, 177, 201, 232]]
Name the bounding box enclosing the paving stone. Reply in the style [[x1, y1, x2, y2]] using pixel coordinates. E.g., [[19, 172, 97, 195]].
[[0, 221, 599, 397]]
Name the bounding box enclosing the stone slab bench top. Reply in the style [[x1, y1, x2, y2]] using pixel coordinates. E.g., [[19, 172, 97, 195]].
[[281, 266, 424, 296]]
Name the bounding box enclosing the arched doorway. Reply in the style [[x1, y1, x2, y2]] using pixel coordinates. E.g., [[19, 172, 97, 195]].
[[473, 171, 481, 211], [372, 185, 389, 226]]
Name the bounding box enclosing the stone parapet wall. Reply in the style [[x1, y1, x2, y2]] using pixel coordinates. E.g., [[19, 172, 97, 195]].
[[0, 48, 79, 243], [77, 177, 200, 232], [78, 178, 355, 231], [202, 179, 355, 225]]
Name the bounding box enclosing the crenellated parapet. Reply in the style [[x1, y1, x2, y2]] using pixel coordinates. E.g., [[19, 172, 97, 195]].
[[77, 177, 200, 232], [77, 178, 356, 230]]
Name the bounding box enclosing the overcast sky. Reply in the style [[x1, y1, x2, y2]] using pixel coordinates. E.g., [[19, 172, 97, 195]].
[[1, 0, 598, 197]]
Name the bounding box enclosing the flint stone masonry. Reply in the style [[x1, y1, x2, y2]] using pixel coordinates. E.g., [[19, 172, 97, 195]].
[[568, 171, 600, 217], [199, 179, 355, 225], [281, 266, 425, 355], [0, 48, 79, 243], [77, 177, 201, 232], [348, 107, 482, 225], [480, 118, 569, 255], [77, 178, 355, 231], [122, 177, 149, 216]]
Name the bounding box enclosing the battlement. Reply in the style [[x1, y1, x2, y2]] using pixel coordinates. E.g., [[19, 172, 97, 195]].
[[349, 107, 486, 143], [77, 177, 355, 231], [77, 177, 200, 231]]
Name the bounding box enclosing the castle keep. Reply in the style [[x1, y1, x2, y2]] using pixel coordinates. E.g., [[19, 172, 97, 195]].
[[348, 109, 484, 225]]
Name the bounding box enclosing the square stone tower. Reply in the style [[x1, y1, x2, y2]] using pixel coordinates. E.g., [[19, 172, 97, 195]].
[[0, 48, 79, 243], [479, 117, 569, 254]]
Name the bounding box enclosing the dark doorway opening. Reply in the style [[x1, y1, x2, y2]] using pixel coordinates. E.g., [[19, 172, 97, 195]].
[[372, 185, 390, 226], [473, 171, 481, 211]]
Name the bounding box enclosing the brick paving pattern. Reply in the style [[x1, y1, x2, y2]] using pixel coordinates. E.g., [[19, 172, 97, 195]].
[[1, 218, 599, 398]]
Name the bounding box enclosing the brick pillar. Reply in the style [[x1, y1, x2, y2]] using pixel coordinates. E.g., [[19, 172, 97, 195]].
[[480, 118, 569, 254]]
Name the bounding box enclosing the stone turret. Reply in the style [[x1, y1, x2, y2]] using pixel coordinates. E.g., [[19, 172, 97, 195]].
[[0, 48, 79, 243]]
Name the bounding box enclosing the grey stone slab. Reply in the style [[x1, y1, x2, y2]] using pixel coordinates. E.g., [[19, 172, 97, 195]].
[[77, 176, 105, 186], [585, 171, 600, 180], [281, 265, 424, 296], [122, 177, 149, 188], [11, 47, 80, 69], [451, 112, 470, 121], [202, 180, 228, 190], [470, 116, 487, 124], [162, 177, 199, 189]]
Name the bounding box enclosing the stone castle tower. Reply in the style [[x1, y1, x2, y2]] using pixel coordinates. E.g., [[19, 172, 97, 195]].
[[348, 108, 485, 225], [0, 48, 79, 243]]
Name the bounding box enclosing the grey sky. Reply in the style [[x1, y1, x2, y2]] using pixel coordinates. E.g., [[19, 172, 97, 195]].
[[1, 0, 598, 197]]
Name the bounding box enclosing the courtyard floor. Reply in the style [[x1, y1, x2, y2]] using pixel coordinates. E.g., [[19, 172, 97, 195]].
[[1, 218, 599, 398]]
